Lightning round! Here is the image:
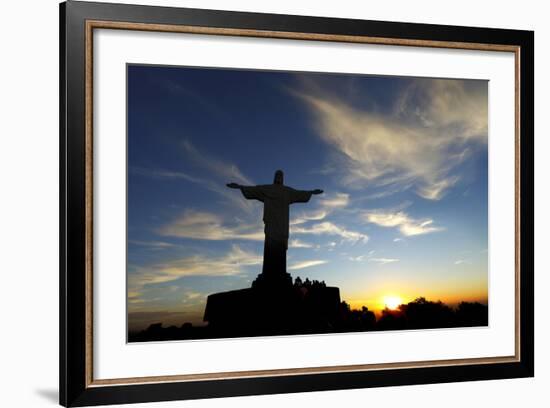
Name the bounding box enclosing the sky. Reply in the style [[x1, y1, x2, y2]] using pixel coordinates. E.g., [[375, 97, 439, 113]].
[[127, 64, 488, 332]]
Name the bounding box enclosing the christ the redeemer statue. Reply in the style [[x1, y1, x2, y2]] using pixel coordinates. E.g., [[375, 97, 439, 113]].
[[227, 170, 323, 283]]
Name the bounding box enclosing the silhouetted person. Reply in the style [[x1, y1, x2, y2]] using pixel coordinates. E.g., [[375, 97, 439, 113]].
[[227, 170, 323, 280]]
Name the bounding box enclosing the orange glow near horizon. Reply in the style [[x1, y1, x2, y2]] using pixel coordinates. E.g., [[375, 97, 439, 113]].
[[341, 269, 488, 314], [346, 287, 488, 313]]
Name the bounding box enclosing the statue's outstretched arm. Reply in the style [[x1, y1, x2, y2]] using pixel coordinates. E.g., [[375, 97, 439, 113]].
[[289, 188, 323, 204], [227, 183, 265, 202]]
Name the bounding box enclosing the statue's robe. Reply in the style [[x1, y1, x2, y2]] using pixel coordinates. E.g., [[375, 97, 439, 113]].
[[239, 184, 313, 276]]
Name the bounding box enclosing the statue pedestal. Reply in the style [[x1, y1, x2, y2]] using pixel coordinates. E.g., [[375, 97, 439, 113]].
[[203, 274, 341, 338], [251, 271, 293, 290]]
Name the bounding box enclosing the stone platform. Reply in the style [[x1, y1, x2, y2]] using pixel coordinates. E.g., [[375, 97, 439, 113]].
[[203, 275, 341, 337]]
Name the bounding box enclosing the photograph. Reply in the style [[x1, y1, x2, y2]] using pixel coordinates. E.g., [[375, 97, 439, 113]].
[[55, 1, 535, 405], [126, 65, 489, 342]]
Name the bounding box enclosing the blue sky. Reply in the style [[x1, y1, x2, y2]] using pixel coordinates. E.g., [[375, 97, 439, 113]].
[[127, 64, 488, 331]]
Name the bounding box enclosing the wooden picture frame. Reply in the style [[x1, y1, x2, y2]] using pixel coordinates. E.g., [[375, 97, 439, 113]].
[[60, 1, 534, 406]]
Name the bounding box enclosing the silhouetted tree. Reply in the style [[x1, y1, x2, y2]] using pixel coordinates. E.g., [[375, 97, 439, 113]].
[[377, 307, 406, 330], [455, 301, 488, 326], [397, 297, 455, 329]]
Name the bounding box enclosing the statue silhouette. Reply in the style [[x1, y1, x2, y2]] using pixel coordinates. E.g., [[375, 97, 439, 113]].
[[199, 170, 333, 336], [227, 170, 323, 284]]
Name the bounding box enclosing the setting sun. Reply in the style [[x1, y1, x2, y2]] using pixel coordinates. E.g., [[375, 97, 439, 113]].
[[383, 296, 403, 310]]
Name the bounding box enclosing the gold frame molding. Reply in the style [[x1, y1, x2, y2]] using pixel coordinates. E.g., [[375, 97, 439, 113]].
[[84, 20, 521, 388]]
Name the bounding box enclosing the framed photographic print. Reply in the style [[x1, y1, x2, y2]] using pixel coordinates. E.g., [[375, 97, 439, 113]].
[[60, 1, 534, 406]]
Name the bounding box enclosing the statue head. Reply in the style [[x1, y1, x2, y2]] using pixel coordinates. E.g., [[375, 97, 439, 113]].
[[273, 170, 284, 185]]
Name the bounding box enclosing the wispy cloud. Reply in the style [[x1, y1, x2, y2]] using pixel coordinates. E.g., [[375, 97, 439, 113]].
[[369, 257, 399, 265], [417, 176, 460, 200], [363, 209, 443, 237], [318, 193, 350, 209], [289, 239, 315, 248], [293, 78, 487, 200], [158, 209, 263, 241], [159, 193, 363, 245], [131, 166, 254, 213], [130, 167, 203, 184], [288, 260, 328, 270], [348, 251, 398, 264], [181, 291, 206, 304], [129, 240, 177, 250], [454, 259, 470, 265], [290, 192, 348, 225], [291, 221, 368, 243], [129, 244, 262, 294], [182, 140, 253, 186], [128, 289, 143, 304], [131, 140, 256, 212], [290, 209, 328, 226], [289, 192, 367, 244]]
